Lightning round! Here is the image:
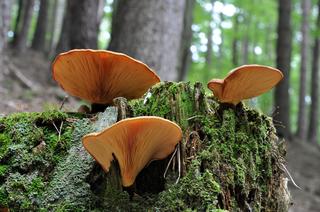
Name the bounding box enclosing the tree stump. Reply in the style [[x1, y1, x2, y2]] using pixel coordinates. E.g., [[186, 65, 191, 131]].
[[0, 82, 290, 211]]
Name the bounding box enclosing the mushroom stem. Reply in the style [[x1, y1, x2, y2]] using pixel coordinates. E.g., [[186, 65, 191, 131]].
[[113, 97, 128, 120]]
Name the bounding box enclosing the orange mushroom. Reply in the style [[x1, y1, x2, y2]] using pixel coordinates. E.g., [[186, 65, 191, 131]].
[[82, 116, 182, 187], [52, 49, 160, 106], [207, 65, 283, 105]]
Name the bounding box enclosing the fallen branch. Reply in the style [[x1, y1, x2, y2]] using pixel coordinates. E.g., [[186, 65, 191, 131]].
[[7, 62, 40, 91]]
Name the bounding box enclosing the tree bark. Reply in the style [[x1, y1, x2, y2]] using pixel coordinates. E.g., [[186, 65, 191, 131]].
[[108, 0, 186, 81], [55, 1, 70, 54], [177, 0, 195, 81], [274, 0, 292, 139], [31, 0, 49, 51], [242, 15, 250, 65], [47, 0, 58, 55], [0, 0, 11, 78], [204, 0, 214, 82], [308, 0, 320, 144], [56, 0, 100, 54], [11, 0, 35, 52], [12, 0, 23, 46], [232, 13, 239, 67], [218, 12, 224, 67], [296, 0, 311, 140]]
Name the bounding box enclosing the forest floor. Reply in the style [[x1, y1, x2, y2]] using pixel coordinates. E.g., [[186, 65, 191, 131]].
[[0, 51, 319, 211]]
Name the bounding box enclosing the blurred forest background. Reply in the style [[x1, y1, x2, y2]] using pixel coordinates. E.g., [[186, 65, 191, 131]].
[[0, 0, 320, 211]]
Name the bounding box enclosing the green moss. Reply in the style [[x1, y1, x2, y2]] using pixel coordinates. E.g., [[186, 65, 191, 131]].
[[0, 187, 8, 207], [155, 160, 221, 211], [0, 133, 11, 160], [0, 110, 87, 210], [129, 82, 196, 130], [34, 109, 68, 124], [196, 104, 280, 210], [0, 165, 9, 178], [2, 172, 45, 210]]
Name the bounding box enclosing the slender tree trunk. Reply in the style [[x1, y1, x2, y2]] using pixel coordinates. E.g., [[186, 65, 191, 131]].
[[218, 12, 224, 65], [242, 36, 249, 64], [0, 0, 12, 75], [177, 0, 195, 81], [11, 0, 35, 52], [297, 0, 311, 140], [56, 0, 100, 54], [274, 0, 292, 139], [242, 15, 250, 65], [264, 25, 274, 64], [31, 0, 49, 51], [205, 25, 213, 68], [205, 0, 214, 81], [0, 0, 11, 51], [308, 0, 320, 144], [108, 0, 186, 81], [47, 0, 58, 55], [12, 0, 23, 45], [232, 14, 239, 66]]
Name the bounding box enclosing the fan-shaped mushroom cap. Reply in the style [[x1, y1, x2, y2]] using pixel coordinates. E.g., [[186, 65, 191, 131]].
[[82, 116, 182, 187], [52, 49, 160, 104], [207, 65, 283, 105]]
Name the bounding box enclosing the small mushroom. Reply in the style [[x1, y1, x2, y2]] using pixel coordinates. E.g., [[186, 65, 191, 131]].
[[82, 116, 182, 187], [207, 65, 283, 105], [52, 49, 160, 111]]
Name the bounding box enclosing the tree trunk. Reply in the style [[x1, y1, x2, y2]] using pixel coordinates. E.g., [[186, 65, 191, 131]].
[[56, 0, 100, 54], [296, 0, 311, 140], [308, 0, 320, 144], [0, 82, 290, 211], [204, 0, 214, 82], [31, 0, 49, 51], [274, 0, 292, 139], [205, 25, 213, 67], [12, 0, 23, 46], [108, 0, 186, 81], [242, 15, 250, 65], [218, 12, 224, 67], [11, 0, 35, 52], [177, 0, 195, 81], [232, 14, 239, 67], [47, 0, 58, 55], [264, 25, 274, 64], [55, 1, 70, 54], [0, 0, 11, 78]]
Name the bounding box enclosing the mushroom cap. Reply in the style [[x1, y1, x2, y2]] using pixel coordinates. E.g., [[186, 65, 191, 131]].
[[82, 116, 182, 187], [52, 49, 160, 104], [207, 65, 283, 105]]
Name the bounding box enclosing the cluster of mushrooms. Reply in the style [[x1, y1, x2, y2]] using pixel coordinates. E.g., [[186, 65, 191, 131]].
[[52, 49, 283, 187]]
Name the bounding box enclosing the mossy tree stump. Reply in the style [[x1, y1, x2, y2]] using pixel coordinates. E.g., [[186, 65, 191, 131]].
[[0, 82, 290, 211]]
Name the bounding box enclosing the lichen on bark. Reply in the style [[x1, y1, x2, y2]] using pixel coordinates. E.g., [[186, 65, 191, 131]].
[[0, 82, 289, 211]]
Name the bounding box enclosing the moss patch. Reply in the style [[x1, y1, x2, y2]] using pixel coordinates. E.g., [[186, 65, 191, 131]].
[[0, 110, 85, 210]]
